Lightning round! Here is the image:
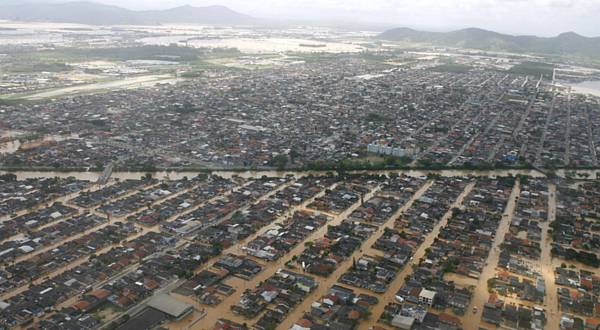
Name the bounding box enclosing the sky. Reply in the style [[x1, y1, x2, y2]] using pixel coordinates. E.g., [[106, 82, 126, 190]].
[[12, 0, 600, 36]]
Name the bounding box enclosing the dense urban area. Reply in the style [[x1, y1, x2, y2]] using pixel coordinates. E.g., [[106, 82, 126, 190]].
[[2, 53, 600, 172], [1, 11, 600, 330]]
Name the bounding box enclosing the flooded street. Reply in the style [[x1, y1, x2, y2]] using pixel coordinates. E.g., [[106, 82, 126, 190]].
[[0, 168, 548, 183], [138, 36, 367, 54], [443, 272, 478, 288], [538, 184, 561, 330], [359, 181, 475, 330], [0, 229, 141, 301], [570, 80, 600, 98], [0, 133, 79, 155], [0, 169, 594, 330], [162, 181, 348, 329], [1, 178, 225, 313], [0, 11, 598, 330], [460, 179, 521, 329], [278, 180, 437, 330]]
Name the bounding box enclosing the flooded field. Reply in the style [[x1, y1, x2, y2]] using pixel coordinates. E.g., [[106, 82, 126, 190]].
[[443, 272, 479, 287], [0, 133, 78, 155], [0, 140, 20, 154], [140, 36, 366, 53], [571, 80, 600, 97], [8, 74, 182, 100]]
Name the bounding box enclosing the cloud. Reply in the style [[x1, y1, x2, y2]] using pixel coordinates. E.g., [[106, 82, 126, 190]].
[[86, 0, 600, 36]]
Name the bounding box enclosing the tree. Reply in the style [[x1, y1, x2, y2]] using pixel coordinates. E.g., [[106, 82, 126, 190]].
[[451, 207, 462, 217], [0, 173, 16, 182], [289, 148, 301, 163], [271, 154, 288, 170]]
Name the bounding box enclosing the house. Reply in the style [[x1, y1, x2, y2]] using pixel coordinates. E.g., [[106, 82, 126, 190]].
[[419, 288, 436, 306], [392, 315, 415, 330]]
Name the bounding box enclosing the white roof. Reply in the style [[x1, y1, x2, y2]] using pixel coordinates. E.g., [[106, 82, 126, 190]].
[[419, 288, 436, 300], [18, 245, 34, 253], [392, 314, 415, 329], [147, 294, 193, 317], [261, 290, 278, 302], [0, 248, 14, 257]]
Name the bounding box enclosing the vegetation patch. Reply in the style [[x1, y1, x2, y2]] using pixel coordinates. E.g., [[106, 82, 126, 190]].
[[431, 63, 473, 73], [509, 61, 555, 78]]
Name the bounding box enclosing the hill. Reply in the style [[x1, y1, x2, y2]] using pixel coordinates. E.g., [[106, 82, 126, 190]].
[[378, 27, 600, 59], [0, 1, 256, 25]]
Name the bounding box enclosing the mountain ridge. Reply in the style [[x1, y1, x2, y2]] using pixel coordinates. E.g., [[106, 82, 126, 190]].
[[0, 1, 257, 25], [378, 27, 600, 58]]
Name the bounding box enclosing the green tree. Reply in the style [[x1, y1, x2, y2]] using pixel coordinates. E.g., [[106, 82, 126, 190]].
[[271, 154, 288, 170]]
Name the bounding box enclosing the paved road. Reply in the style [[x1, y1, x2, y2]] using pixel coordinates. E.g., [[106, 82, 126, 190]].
[[565, 90, 572, 165], [539, 184, 560, 330], [460, 179, 521, 329], [191, 183, 382, 329], [359, 181, 476, 330]]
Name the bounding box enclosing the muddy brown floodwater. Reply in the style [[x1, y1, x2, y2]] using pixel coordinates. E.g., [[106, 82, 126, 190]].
[[357, 181, 476, 330], [2, 168, 594, 330], [538, 184, 561, 330], [1, 169, 548, 183], [277, 181, 435, 330], [177, 183, 380, 329], [459, 179, 520, 330]]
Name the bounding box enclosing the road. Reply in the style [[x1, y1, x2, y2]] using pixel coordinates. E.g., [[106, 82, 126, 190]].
[[181, 182, 383, 329], [277, 181, 435, 330], [538, 184, 560, 330], [460, 179, 521, 329], [359, 181, 476, 330], [410, 103, 475, 165], [585, 105, 598, 166], [535, 92, 556, 166], [4, 170, 596, 330], [449, 112, 501, 166], [8, 178, 252, 326], [565, 89, 572, 165]]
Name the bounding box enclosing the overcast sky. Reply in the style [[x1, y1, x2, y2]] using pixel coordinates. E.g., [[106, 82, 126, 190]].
[[19, 0, 600, 36]]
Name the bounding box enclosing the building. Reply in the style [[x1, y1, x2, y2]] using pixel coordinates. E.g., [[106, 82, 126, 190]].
[[367, 143, 419, 158], [147, 294, 193, 321], [418, 288, 436, 306], [392, 314, 415, 330], [116, 309, 166, 330]]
